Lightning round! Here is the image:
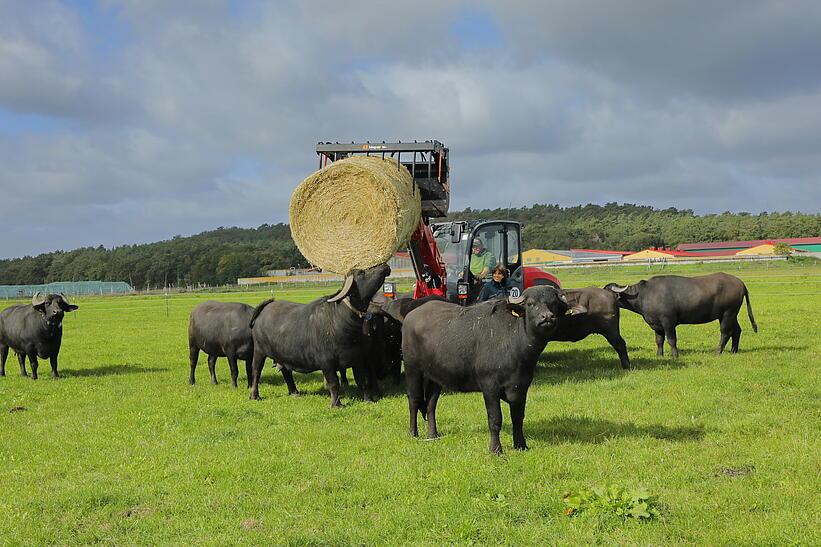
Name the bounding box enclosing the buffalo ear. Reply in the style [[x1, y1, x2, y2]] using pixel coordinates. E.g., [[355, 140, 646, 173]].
[[58, 293, 78, 311], [32, 292, 46, 312], [328, 275, 354, 303]]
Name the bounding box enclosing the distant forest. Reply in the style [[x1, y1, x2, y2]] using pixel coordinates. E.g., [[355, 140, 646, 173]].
[[1, 203, 819, 288]]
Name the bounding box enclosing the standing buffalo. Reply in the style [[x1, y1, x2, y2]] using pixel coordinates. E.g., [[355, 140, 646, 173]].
[[605, 273, 758, 357], [248, 264, 391, 406], [0, 293, 78, 379], [402, 286, 585, 454], [551, 287, 630, 369], [188, 301, 255, 388]]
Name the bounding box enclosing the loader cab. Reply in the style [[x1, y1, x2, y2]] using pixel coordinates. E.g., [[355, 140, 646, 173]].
[[432, 220, 524, 303]]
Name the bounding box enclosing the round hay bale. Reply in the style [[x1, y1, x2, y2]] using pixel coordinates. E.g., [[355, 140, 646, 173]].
[[289, 156, 421, 275]]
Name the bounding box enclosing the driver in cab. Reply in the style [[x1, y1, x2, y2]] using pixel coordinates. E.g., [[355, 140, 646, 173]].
[[469, 238, 496, 288]]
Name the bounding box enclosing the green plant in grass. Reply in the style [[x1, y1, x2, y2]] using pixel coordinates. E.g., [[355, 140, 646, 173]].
[[563, 485, 660, 521]]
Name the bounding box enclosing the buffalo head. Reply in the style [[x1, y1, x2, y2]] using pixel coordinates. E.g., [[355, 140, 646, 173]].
[[328, 264, 392, 312], [507, 286, 586, 335], [32, 292, 79, 326], [604, 281, 645, 312]]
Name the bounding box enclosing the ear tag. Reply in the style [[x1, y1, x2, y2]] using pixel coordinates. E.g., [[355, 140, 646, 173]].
[[511, 310, 520, 317], [565, 309, 574, 316]]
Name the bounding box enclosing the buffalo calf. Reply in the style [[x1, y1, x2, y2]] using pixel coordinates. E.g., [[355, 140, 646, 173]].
[[188, 301, 255, 388]]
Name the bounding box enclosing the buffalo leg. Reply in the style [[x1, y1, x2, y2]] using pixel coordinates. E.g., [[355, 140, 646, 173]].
[[0, 345, 7, 376], [322, 368, 343, 408], [188, 345, 199, 385], [731, 324, 742, 354], [49, 355, 59, 378], [226, 355, 239, 388], [249, 351, 266, 400], [654, 329, 665, 357], [245, 359, 252, 388], [280, 367, 299, 396], [351, 363, 375, 402], [406, 370, 425, 437], [207, 354, 218, 385], [339, 369, 349, 386], [604, 332, 631, 369], [28, 353, 39, 380], [425, 382, 442, 439], [17, 352, 28, 377], [482, 391, 504, 455], [505, 386, 528, 450], [663, 323, 679, 358]]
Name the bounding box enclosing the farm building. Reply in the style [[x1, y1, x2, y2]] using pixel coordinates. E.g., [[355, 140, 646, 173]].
[[522, 249, 572, 264], [569, 249, 632, 263], [677, 236, 821, 254], [522, 248, 630, 265]]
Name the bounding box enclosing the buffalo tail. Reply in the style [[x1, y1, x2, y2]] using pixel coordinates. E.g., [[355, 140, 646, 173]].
[[249, 298, 275, 328], [744, 286, 758, 333]]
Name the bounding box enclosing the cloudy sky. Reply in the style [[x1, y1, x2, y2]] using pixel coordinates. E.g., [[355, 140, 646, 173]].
[[1, 0, 820, 259]]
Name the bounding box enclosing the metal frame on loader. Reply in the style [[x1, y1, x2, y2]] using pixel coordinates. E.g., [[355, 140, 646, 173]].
[[315, 140, 560, 303]]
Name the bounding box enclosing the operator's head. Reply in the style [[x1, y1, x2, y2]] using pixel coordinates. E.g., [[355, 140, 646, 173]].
[[472, 239, 485, 253]]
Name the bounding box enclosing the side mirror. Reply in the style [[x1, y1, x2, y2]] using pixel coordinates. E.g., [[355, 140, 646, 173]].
[[451, 222, 463, 244]]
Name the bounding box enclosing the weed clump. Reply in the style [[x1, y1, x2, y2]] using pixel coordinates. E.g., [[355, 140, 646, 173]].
[[563, 484, 660, 521]]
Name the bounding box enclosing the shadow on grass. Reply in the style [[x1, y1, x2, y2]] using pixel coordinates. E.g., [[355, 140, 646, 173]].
[[61, 363, 168, 377], [534, 347, 685, 386], [526, 415, 706, 444]]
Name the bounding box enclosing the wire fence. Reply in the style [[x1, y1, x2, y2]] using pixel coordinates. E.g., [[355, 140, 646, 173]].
[[0, 281, 134, 299]]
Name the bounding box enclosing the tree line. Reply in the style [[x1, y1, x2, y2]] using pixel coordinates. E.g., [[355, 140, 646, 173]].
[[1, 204, 818, 288]]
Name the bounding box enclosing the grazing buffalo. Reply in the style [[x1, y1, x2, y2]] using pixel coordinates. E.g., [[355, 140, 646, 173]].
[[0, 293, 78, 379], [188, 301, 255, 388], [604, 273, 758, 357], [551, 287, 630, 369], [402, 286, 585, 454], [248, 264, 391, 406]]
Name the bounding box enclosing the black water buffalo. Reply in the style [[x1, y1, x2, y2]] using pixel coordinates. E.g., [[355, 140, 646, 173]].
[[248, 264, 391, 406], [0, 293, 78, 379], [188, 301, 255, 388], [367, 295, 448, 385], [402, 286, 585, 454], [551, 287, 630, 369], [605, 273, 758, 357]]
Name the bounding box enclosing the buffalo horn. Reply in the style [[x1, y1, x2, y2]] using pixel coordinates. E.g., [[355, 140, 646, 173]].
[[327, 275, 354, 303], [59, 292, 72, 305], [609, 284, 630, 293], [508, 293, 526, 305], [31, 292, 46, 306]]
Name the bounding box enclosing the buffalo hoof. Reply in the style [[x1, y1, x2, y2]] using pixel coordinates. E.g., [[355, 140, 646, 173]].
[[249, 393, 261, 401], [489, 444, 503, 456], [330, 401, 344, 409], [288, 391, 301, 397], [513, 442, 529, 451]]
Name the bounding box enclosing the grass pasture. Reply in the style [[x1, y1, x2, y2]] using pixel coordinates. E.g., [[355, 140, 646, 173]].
[[1, 260, 819, 544]]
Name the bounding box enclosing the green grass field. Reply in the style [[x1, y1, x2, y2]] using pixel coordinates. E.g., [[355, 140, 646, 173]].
[[1, 260, 819, 544]]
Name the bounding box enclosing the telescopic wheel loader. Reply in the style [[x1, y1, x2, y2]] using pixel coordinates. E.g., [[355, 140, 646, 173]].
[[315, 140, 560, 303]]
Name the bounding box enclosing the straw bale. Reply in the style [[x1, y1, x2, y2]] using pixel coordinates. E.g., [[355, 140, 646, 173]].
[[289, 156, 421, 274]]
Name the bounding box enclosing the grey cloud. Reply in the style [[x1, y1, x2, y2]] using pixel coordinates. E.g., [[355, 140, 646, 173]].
[[0, 1, 819, 260]]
